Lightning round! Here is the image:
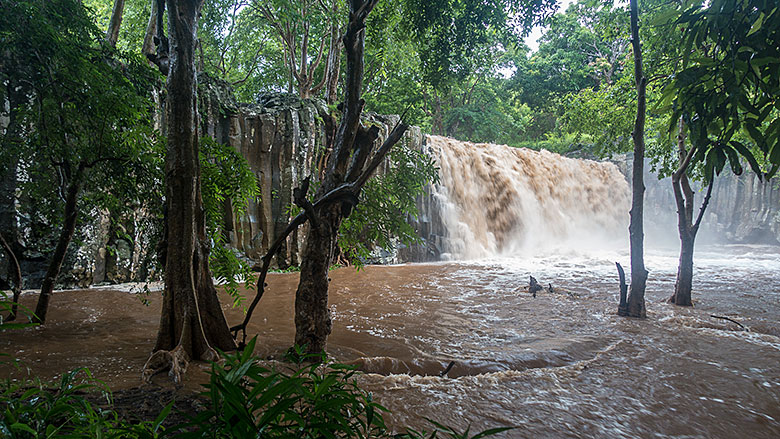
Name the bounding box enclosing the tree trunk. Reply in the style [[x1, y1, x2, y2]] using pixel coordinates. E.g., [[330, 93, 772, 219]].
[[142, 0, 160, 57], [0, 233, 21, 321], [33, 168, 83, 324], [672, 232, 695, 306], [292, 0, 398, 354], [668, 117, 714, 307], [623, 0, 647, 318], [106, 0, 125, 47], [294, 207, 341, 352], [144, 0, 235, 383], [324, 19, 342, 105]]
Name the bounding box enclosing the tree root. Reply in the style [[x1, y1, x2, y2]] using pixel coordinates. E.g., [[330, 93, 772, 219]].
[[142, 344, 217, 384]]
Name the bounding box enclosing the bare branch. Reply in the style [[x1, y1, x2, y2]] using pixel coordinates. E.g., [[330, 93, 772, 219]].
[[693, 177, 714, 232], [354, 121, 408, 188]]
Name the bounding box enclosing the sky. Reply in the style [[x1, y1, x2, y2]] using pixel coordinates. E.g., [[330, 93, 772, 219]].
[[523, 0, 576, 52]]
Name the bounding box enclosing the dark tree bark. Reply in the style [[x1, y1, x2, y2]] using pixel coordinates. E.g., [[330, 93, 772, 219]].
[[0, 233, 22, 321], [293, 0, 382, 353], [669, 117, 714, 306], [231, 0, 407, 353], [622, 0, 648, 318], [33, 165, 84, 324], [143, 0, 236, 383], [106, 0, 125, 47]]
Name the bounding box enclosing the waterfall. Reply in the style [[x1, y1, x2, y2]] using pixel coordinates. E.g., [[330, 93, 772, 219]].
[[427, 135, 631, 259]]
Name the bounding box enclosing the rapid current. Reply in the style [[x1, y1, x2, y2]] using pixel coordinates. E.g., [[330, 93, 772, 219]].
[[3, 136, 779, 437]]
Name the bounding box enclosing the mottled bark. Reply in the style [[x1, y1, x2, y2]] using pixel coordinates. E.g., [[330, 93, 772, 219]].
[[142, 0, 160, 57], [143, 0, 169, 74], [33, 166, 83, 324], [623, 0, 647, 318], [106, 0, 125, 47], [144, 0, 235, 383]]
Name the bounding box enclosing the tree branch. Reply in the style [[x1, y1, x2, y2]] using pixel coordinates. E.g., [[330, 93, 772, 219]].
[[693, 177, 714, 232]]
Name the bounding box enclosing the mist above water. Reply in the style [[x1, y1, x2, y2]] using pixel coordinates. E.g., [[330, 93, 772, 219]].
[[3, 137, 778, 437], [428, 136, 631, 259]]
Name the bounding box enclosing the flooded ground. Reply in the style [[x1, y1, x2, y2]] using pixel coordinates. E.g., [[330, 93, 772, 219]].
[[2, 244, 779, 438]]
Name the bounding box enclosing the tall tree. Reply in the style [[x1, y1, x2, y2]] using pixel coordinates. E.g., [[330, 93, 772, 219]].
[[1, 0, 159, 324], [142, 0, 237, 382], [659, 0, 779, 306], [250, 0, 343, 100], [106, 0, 126, 47], [621, 0, 648, 318], [668, 118, 713, 306]]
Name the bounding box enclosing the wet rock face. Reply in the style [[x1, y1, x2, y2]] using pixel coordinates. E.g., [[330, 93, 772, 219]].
[[617, 154, 780, 246], [201, 85, 436, 267], [2, 81, 433, 289]]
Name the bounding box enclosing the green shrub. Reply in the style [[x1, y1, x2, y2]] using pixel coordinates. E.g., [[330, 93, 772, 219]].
[[177, 339, 388, 438], [0, 368, 167, 438]]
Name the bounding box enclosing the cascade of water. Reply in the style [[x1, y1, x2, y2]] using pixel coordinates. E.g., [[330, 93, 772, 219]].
[[428, 135, 631, 259]]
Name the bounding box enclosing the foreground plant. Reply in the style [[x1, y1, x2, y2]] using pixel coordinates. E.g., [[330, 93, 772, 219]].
[[177, 338, 512, 439], [0, 368, 168, 438]]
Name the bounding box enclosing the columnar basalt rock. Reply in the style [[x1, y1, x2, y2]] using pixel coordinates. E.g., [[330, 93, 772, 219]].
[[3, 81, 778, 289]]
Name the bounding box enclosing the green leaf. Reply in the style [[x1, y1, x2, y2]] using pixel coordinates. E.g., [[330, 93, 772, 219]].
[[730, 141, 763, 179], [10, 422, 37, 435], [746, 12, 764, 36]]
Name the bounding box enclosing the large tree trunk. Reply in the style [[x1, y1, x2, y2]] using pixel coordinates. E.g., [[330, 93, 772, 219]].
[[293, 207, 341, 352], [106, 0, 125, 47], [33, 168, 83, 324], [143, 0, 235, 383], [623, 0, 647, 318]]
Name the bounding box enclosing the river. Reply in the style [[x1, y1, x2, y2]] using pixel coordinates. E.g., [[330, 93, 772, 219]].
[[3, 244, 779, 437], [3, 137, 779, 437]]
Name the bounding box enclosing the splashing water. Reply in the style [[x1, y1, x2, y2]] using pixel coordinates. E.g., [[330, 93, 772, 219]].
[[428, 136, 630, 259], [3, 137, 779, 438]]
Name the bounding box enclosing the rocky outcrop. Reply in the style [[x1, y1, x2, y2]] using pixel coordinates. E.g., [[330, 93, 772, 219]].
[[614, 155, 780, 246], [200, 87, 432, 266]]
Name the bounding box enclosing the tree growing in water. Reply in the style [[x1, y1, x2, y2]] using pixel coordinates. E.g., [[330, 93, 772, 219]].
[[142, 0, 240, 381], [659, 0, 780, 306], [0, 0, 159, 324], [620, 0, 648, 318]]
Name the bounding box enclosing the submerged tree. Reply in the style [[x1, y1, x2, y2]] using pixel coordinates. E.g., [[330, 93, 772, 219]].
[[658, 0, 779, 306], [142, 0, 239, 381], [0, 0, 159, 324], [620, 0, 648, 318]]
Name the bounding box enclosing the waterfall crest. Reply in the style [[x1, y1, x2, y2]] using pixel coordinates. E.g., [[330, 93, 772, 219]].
[[428, 135, 630, 259]]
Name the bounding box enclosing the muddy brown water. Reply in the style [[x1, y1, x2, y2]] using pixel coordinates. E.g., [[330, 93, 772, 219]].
[[2, 245, 779, 438]]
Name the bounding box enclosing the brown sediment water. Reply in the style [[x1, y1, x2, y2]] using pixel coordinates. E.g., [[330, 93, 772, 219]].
[[2, 138, 779, 437], [428, 135, 630, 259], [3, 246, 779, 438]]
